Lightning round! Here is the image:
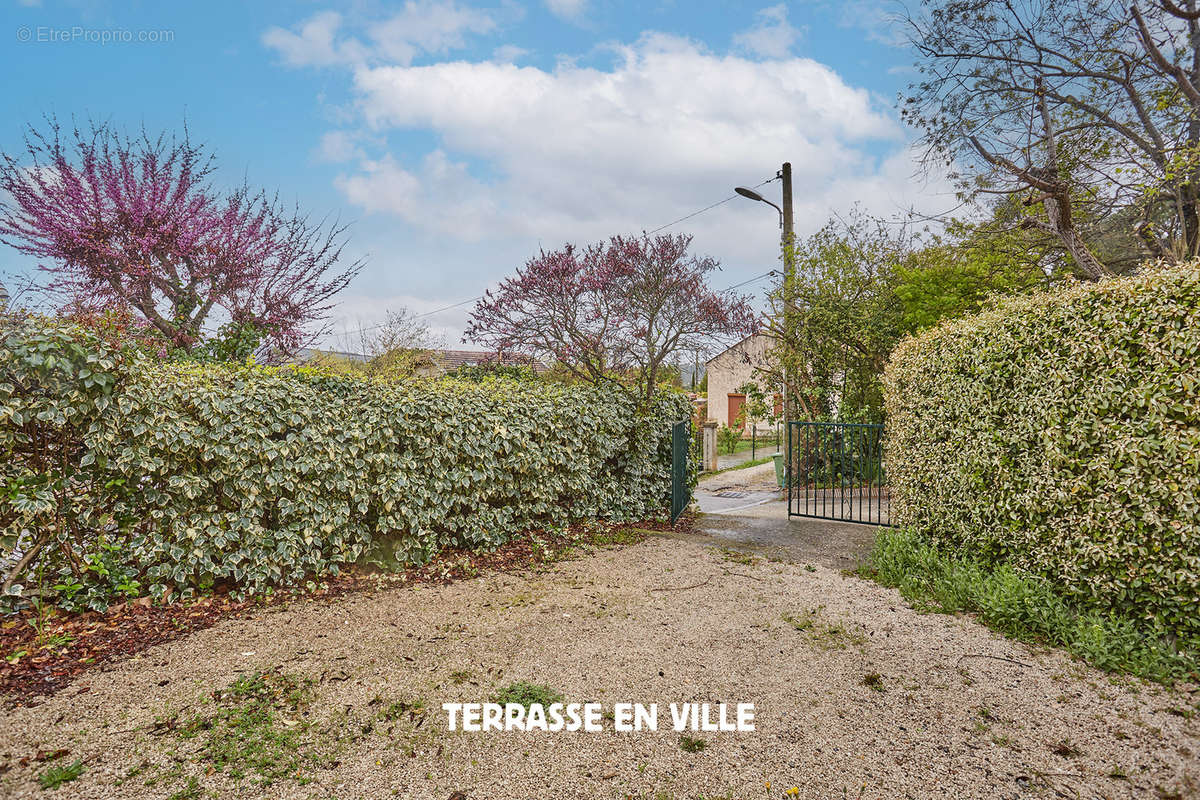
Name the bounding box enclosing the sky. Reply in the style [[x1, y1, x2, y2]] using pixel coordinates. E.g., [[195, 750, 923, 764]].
[[1, 0, 953, 350]]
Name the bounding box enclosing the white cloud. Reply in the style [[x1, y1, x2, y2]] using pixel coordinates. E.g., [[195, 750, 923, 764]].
[[491, 44, 530, 62], [262, 11, 363, 67], [262, 2, 498, 68], [315, 130, 364, 163], [334, 33, 902, 245], [733, 4, 803, 59], [544, 0, 587, 23], [266, 16, 952, 346]]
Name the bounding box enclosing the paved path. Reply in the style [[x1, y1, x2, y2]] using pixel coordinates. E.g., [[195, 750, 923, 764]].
[[715, 445, 781, 470], [692, 461, 876, 570]]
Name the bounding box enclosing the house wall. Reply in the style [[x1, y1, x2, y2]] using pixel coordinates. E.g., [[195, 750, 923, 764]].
[[705, 334, 775, 428]]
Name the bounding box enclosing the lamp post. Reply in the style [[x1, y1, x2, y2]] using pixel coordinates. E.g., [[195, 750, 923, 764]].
[[735, 162, 795, 423]]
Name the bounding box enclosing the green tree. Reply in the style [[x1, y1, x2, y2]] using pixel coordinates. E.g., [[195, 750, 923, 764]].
[[895, 202, 1060, 333], [761, 210, 905, 422]]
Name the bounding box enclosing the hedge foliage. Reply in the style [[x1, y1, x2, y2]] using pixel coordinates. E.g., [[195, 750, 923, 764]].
[[883, 264, 1200, 640], [1, 318, 692, 609]]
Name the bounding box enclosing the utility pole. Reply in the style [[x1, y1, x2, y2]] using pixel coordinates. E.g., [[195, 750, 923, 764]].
[[734, 163, 797, 422], [779, 162, 796, 424]]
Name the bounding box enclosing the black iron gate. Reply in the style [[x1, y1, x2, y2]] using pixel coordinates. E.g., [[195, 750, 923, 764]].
[[670, 419, 690, 524], [786, 421, 889, 525]]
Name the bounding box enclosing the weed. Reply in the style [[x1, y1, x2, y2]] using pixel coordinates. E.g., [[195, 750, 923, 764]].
[[679, 734, 707, 753], [449, 669, 473, 685], [167, 776, 204, 800], [781, 608, 866, 650], [379, 697, 426, 722], [590, 527, 646, 547], [176, 670, 325, 784], [715, 547, 756, 566], [38, 632, 74, 652], [865, 527, 1200, 684], [861, 672, 884, 692], [492, 681, 563, 709], [38, 759, 84, 789]]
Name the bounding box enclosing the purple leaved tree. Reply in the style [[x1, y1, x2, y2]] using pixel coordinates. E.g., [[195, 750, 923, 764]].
[[0, 118, 362, 353], [467, 233, 758, 402]]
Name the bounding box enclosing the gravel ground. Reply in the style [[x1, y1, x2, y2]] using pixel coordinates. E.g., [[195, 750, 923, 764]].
[[2, 536, 1197, 800]]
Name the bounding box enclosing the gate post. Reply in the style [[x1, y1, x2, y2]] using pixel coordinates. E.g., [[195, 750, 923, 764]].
[[702, 420, 718, 471]]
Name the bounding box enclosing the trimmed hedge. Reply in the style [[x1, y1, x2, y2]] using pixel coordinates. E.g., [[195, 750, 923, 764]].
[[1, 319, 692, 608], [883, 264, 1200, 640]]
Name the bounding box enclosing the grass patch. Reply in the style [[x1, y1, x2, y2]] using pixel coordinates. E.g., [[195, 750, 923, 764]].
[[705, 456, 774, 477], [781, 607, 866, 650], [861, 672, 885, 692], [862, 527, 1199, 684], [492, 681, 564, 709], [715, 546, 757, 566], [38, 759, 84, 789], [177, 669, 332, 785], [679, 734, 707, 753], [590, 526, 651, 547]]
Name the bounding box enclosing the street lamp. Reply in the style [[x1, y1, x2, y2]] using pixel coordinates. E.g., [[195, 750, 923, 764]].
[[735, 163, 796, 427], [734, 186, 783, 227]]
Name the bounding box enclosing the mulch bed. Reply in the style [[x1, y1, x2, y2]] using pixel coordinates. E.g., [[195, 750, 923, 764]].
[[0, 516, 694, 708]]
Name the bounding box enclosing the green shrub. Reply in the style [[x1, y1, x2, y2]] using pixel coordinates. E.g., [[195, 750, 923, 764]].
[[867, 527, 1198, 684], [883, 264, 1200, 640], [717, 423, 741, 454], [1, 319, 693, 608]]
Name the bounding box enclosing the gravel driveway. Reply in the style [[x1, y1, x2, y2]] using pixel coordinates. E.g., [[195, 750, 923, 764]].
[[2, 535, 1197, 800]]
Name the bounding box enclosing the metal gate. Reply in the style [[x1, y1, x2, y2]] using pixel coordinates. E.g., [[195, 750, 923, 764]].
[[786, 421, 889, 525], [670, 419, 690, 523]]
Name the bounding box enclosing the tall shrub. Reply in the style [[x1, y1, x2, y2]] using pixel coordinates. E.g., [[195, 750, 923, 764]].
[[2, 324, 692, 608], [883, 264, 1200, 639]]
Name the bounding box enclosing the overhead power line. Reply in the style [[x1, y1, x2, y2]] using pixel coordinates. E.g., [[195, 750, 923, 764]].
[[329, 176, 781, 341]]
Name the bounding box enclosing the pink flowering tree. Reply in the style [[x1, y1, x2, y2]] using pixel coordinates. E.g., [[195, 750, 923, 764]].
[[0, 118, 361, 354], [467, 233, 758, 402]]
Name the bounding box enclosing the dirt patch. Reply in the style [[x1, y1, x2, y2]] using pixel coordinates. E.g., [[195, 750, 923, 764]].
[[0, 520, 687, 706], [1, 536, 1197, 800]]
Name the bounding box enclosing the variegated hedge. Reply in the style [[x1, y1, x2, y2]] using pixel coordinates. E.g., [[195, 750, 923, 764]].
[[1, 318, 692, 610], [883, 264, 1200, 639]]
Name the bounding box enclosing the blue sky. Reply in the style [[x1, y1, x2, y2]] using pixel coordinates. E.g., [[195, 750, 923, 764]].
[[1, 0, 949, 348]]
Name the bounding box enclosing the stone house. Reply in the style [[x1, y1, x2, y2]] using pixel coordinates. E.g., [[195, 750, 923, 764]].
[[704, 333, 780, 430]]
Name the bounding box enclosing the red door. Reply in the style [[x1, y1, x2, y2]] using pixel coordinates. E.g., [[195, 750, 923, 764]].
[[727, 393, 746, 430]]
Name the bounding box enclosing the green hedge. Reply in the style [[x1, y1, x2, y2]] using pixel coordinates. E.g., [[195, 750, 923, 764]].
[[883, 264, 1200, 640], [1, 318, 692, 609]]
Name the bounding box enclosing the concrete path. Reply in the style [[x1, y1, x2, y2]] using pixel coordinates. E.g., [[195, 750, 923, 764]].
[[714, 445, 780, 470], [690, 461, 877, 570]]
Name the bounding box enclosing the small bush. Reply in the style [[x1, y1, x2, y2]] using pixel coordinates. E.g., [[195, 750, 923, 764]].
[[867, 527, 1199, 684], [884, 264, 1200, 639]]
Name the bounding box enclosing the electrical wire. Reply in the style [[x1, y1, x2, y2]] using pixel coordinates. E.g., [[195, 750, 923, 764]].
[[327, 175, 781, 340]]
